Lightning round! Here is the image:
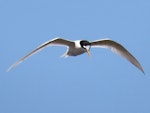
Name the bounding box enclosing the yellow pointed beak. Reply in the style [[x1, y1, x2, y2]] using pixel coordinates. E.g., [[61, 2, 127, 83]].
[[87, 50, 91, 56]]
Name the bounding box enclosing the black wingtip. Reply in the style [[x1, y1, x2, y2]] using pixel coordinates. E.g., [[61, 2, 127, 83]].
[[141, 69, 145, 75]]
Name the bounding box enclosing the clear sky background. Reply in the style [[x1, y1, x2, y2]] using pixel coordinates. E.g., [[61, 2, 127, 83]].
[[0, 0, 150, 113]]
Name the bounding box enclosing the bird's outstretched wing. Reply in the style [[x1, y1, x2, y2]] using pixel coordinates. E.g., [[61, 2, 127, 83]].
[[91, 39, 144, 74], [7, 38, 74, 71]]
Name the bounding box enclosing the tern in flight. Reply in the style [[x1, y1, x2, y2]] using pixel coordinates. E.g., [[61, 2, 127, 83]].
[[7, 37, 144, 73]]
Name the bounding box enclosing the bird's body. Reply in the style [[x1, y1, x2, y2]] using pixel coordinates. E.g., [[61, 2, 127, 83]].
[[63, 40, 89, 57], [7, 37, 145, 74], [65, 46, 86, 56]]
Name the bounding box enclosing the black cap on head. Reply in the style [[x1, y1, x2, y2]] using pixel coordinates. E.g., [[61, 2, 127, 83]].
[[80, 40, 91, 48]]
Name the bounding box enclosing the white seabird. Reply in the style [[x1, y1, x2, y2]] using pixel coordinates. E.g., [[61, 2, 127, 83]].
[[7, 37, 145, 73]]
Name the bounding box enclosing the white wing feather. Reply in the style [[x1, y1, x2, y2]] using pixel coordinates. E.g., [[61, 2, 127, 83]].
[[7, 38, 74, 71], [91, 39, 144, 74]]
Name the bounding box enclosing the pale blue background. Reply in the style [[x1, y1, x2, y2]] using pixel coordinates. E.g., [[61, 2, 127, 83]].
[[0, 0, 150, 113]]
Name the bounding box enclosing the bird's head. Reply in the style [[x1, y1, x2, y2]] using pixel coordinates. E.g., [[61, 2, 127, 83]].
[[80, 40, 91, 56]]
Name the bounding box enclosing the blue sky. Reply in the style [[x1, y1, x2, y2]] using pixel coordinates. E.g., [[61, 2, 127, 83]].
[[0, 0, 150, 113]]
